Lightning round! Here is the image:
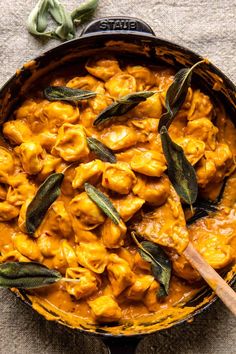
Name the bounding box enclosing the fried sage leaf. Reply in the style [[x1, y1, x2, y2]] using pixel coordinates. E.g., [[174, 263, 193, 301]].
[[85, 183, 121, 224], [131, 232, 171, 297], [186, 179, 227, 225], [93, 91, 156, 126], [158, 60, 205, 131], [87, 137, 116, 163], [160, 126, 198, 206], [0, 262, 62, 289], [26, 173, 64, 235], [71, 0, 99, 25], [44, 86, 96, 102]]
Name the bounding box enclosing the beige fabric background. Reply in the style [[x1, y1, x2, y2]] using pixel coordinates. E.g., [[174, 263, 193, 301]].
[[0, 0, 236, 353]]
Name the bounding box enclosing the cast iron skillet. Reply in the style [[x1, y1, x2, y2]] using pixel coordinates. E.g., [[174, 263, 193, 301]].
[[0, 17, 236, 354]]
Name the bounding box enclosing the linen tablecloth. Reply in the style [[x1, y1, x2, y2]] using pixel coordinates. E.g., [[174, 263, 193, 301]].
[[0, 1, 235, 353]]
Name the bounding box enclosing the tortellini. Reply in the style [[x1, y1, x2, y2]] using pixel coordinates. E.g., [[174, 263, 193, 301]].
[[88, 84, 113, 114], [43, 102, 79, 130], [185, 118, 218, 150], [133, 92, 162, 119], [196, 143, 234, 187], [102, 162, 136, 195], [3, 120, 32, 145], [14, 99, 38, 121], [72, 160, 104, 189], [131, 150, 166, 177], [39, 201, 73, 238], [171, 253, 201, 282], [37, 131, 57, 151], [0, 147, 14, 183], [12, 233, 42, 262], [66, 75, 99, 90], [89, 295, 122, 323], [190, 215, 234, 269], [52, 123, 89, 162], [100, 125, 138, 151], [126, 275, 154, 301], [0, 201, 19, 221], [126, 65, 155, 91], [70, 192, 105, 228], [174, 137, 205, 165], [7, 173, 36, 206], [101, 219, 127, 249], [38, 154, 61, 180], [112, 193, 145, 221], [76, 241, 108, 274], [143, 280, 160, 311], [53, 240, 77, 272], [65, 267, 100, 300], [37, 233, 61, 258], [86, 57, 121, 82], [187, 89, 213, 121], [107, 254, 135, 296], [105, 73, 136, 98], [132, 175, 170, 206], [15, 142, 44, 175]]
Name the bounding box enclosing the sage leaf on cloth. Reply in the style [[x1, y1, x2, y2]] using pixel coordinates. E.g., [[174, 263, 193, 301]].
[[131, 232, 171, 297], [87, 137, 116, 163], [85, 183, 121, 225], [44, 86, 96, 102], [158, 60, 205, 131], [27, 0, 53, 38], [160, 126, 198, 206], [48, 0, 75, 40], [26, 173, 64, 235], [0, 262, 62, 289], [93, 91, 156, 126], [27, 0, 98, 41], [71, 0, 99, 25]]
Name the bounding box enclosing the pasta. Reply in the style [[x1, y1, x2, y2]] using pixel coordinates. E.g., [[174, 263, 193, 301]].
[[0, 56, 235, 326]]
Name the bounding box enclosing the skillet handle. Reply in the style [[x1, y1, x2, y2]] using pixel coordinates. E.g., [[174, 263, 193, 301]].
[[81, 17, 155, 36], [102, 337, 141, 354]]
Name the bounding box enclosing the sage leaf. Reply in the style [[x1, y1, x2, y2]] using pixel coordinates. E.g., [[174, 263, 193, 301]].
[[87, 137, 116, 163], [71, 0, 99, 25], [0, 262, 62, 289], [131, 232, 171, 297], [186, 209, 208, 225], [93, 91, 156, 126], [26, 173, 64, 235], [158, 60, 205, 131], [193, 200, 218, 212], [160, 126, 198, 206], [85, 183, 121, 225], [48, 0, 75, 40], [27, 0, 99, 41], [186, 180, 226, 225], [44, 86, 96, 102], [27, 0, 74, 40], [27, 0, 53, 38]]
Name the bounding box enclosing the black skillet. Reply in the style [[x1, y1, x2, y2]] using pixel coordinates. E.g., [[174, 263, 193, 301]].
[[0, 16, 235, 354]]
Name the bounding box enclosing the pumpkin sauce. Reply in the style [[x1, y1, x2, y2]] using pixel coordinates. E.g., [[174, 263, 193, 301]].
[[0, 57, 236, 334]]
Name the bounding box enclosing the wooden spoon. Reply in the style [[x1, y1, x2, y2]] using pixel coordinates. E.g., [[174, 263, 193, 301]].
[[184, 242, 236, 316]]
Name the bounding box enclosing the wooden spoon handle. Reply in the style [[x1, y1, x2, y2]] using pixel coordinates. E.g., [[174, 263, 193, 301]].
[[183, 242, 236, 316]]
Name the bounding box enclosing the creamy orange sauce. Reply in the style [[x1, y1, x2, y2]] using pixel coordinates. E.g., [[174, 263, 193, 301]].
[[0, 57, 236, 332]]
